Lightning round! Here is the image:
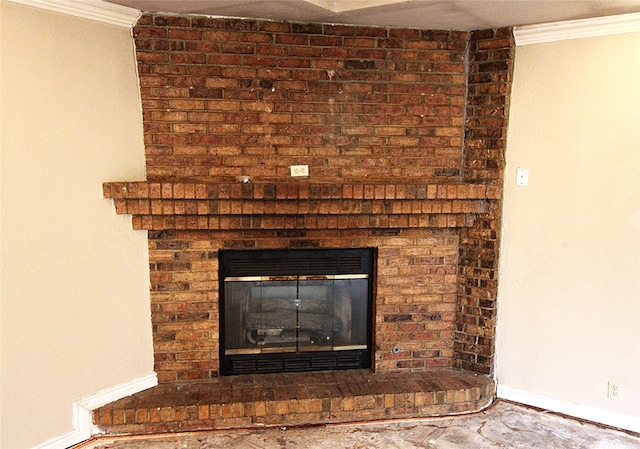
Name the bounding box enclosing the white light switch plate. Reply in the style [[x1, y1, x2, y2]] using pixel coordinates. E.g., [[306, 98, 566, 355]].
[[516, 168, 529, 186]]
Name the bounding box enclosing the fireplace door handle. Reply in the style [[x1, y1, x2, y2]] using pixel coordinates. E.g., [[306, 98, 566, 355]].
[[299, 274, 368, 281], [267, 276, 297, 281]]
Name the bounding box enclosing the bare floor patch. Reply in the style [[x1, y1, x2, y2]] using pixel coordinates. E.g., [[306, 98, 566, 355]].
[[83, 401, 639, 449]]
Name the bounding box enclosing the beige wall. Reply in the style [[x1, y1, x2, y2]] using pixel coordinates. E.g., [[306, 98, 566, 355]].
[[0, 2, 153, 447], [1, 1, 639, 446], [498, 31, 640, 425]]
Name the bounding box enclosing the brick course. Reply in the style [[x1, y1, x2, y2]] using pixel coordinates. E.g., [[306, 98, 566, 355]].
[[105, 14, 513, 381]]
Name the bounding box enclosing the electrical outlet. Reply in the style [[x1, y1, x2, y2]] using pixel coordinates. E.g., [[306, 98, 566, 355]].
[[290, 165, 309, 177], [608, 381, 622, 400]]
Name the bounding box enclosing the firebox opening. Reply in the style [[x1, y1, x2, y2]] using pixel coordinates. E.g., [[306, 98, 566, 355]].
[[219, 248, 375, 376]]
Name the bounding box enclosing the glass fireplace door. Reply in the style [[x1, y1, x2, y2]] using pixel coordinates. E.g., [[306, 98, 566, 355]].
[[224, 275, 369, 355], [297, 275, 369, 351], [220, 247, 374, 375], [224, 277, 299, 354]]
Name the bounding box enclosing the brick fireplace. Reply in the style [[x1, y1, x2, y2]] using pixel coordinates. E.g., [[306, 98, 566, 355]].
[[98, 14, 513, 433], [104, 180, 497, 380]]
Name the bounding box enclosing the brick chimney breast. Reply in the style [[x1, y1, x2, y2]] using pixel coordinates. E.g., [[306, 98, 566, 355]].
[[105, 15, 514, 380]]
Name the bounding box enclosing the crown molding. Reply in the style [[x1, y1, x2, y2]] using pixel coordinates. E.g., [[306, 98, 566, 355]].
[[6, 0, 141, 28], [514, 12, 640, 46]]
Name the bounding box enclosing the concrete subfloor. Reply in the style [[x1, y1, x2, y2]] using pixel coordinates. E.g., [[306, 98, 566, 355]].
[[81, 400, 639, 449]]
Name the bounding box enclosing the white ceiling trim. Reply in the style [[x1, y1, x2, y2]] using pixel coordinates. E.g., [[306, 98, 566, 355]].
[[302, 0, 409, 13], [6, 0, 141, 28], [301, 0, 338, 12], [514, 12, 640, 46]]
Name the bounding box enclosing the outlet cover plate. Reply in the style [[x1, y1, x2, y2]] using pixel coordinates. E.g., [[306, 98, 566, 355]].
[[290, 165, 309, 177], [608, 381, 622, 400]]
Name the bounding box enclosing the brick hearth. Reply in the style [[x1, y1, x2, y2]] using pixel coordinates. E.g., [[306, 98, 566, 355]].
[[93, 369, 494, 435]]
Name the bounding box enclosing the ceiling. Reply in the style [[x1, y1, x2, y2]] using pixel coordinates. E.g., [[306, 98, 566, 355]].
[[104, 0, 640, 31]]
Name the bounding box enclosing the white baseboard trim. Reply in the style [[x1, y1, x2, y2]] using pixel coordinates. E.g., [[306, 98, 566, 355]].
[[497, 384, 640, 433], [32, 373, 158, 449]]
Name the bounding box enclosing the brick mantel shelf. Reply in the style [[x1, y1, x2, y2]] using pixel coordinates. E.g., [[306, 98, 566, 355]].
[[103, 181, 497, 231]]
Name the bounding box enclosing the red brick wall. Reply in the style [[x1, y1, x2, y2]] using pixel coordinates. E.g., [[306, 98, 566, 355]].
[[457, 29, 514, 374], [111, 14, 514, 380], [134, 15, 469, 184], [149, 229, 459, 381]]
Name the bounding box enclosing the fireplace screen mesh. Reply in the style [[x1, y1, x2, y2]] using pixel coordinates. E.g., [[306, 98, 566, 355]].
[[220, 248, 374, 375]]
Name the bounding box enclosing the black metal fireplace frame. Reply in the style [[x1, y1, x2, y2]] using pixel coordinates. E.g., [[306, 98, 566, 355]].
[[219, 247, 376, 376]]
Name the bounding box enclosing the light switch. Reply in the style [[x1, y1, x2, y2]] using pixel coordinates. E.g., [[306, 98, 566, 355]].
[[516, 168, 529, 186]]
